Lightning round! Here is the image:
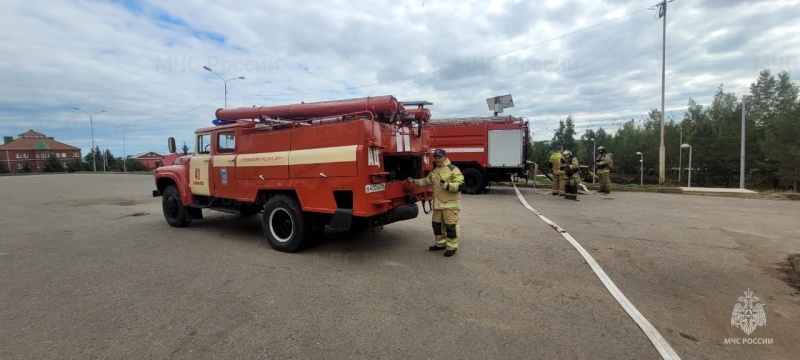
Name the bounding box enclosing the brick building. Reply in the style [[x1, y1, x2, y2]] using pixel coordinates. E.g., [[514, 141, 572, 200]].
[[135, 151, 165, 169], [0, 130, 82, 172]]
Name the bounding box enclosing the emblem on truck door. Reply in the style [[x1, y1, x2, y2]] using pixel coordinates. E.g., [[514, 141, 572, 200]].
[[221, 168, 228, 186]]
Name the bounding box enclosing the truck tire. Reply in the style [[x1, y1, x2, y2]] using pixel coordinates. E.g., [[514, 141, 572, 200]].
[[162, 185, 190, 227], [262, 195, 311, 253], [461, 168, 485, 194]]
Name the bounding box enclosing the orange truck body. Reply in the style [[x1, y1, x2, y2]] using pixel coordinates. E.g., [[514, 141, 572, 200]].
[[152, 96, 433, 252]]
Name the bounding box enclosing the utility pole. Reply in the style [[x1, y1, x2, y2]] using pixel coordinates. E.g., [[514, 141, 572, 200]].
[[123, 129, 127, 173], [658, 0, 667, 185], [740, 95, 746, 189], [678, 126, 682, 182]]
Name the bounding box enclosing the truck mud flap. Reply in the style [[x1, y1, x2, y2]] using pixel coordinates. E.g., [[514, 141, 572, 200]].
[[329, 209, 353, 231]]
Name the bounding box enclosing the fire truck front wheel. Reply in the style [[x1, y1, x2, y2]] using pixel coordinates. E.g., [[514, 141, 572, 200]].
[[262, 195, 311, 253], [162, 185, 190, 227]]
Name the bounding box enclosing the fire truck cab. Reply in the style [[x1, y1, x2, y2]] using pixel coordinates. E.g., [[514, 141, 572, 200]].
[[153, 96, 433, 253]]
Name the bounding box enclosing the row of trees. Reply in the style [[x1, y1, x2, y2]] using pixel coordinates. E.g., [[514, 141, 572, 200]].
[[528, 68, 800, 190], [0, 146, 151, 174]]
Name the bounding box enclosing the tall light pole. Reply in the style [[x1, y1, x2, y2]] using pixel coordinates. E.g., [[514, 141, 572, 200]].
[[203, 66, 245, 108], [73, 107, 106, 172], [589, 138, 596, 183], [658, 0, 668, 185], [681, 143, 691, 187], [678, 125, 682, 182], [123, 129, 127, 173], [740, 95, 746, 189], [636, 152, 643, 185]]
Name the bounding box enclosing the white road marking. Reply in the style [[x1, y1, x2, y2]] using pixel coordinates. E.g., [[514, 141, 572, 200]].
[[0, 253, 9, 256], [511, 182, 681, 360]]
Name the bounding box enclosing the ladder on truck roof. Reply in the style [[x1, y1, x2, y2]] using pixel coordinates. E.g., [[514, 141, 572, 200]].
[[427, 116, 526, 126]]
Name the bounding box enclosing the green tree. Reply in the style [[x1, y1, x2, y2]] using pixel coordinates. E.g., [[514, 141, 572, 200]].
[[66, 159, 83, 173], [43, 154, 64, 172], [181, 141, 190, 155], [124, 158, 149, 172], [759, 71, 800, 190], [84, 146, 102, 167], [103, 149, 117, 170]]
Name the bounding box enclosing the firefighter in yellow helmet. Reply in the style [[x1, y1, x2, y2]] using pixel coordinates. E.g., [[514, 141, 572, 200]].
[[549, 146, 565, 196], [408, 149, 465, 257]]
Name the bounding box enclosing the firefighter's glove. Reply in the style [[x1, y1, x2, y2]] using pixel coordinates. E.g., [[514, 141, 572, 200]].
[[439, 179, 449, 190]]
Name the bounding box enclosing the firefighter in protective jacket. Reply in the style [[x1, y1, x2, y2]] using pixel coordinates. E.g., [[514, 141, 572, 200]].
[[595, 146, 613, 194], [562, 150, 581, 201], [549, 146, 565, 196], [408, 149, 465, 257]]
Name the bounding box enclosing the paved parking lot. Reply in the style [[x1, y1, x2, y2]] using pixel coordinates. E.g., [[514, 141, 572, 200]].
[[1, 174, 798, 359]]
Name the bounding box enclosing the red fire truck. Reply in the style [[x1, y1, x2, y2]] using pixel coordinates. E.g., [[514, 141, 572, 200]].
[[418, 114, 530, 194], [152, 96, 433, 252]]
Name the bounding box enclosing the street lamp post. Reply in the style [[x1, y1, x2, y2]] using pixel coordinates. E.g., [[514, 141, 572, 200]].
[[681, 144, 692, 187], [72, 107, 106, 172], [589, 138, 596, 183], [203, 66, 245, 108], [678, 125, 682, 182], [123, 129, 127, 173], [636, 152, 643, 185]]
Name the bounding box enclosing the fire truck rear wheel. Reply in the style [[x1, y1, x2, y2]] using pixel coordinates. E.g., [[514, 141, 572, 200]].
[[461, 168, 485, 194], [162, 185, 190, 227], [262, 195, 311, 253]]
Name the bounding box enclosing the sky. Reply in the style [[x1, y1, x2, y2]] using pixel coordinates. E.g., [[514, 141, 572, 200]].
[[1, 0, 799, 158]]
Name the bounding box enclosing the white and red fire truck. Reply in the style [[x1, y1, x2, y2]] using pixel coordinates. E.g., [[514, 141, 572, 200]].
[[152, 96, 433, 252], [408, 106, 530, 194]]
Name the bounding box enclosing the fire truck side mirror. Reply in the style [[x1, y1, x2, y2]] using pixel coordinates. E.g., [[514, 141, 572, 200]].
[[167, 137, 176, 154]]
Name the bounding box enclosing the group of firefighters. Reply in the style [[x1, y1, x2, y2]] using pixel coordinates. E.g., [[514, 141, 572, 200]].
[[549, 145, 613, 201], [406, 146, 613, 257]]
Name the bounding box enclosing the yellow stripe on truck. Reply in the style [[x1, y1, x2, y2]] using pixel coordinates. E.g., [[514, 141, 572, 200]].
[[290, 145, 358, 165], [235, 145, 358, 167], [212, 155, 237, 167]]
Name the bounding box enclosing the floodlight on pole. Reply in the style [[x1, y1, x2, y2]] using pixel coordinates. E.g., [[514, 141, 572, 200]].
[[681, 143, 692, 187], [203, 66, 245, 109], [636, 152, 643, 185], [72, 107, 106, 172]]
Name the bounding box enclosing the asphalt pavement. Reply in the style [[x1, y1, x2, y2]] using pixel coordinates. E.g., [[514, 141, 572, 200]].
[[1, 174, 798, 359]]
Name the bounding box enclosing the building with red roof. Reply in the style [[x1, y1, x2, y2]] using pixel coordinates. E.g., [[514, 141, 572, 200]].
[[0, 130, 82, 172]]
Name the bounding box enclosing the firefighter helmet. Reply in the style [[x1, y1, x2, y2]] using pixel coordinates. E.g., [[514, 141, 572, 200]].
[[563, 150, 572, 158], [597, 146, 606, 153], [433, 149, 446, 158]]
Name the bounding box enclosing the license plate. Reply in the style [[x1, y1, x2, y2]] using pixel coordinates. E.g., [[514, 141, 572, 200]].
[[365, 183, 386, 193]]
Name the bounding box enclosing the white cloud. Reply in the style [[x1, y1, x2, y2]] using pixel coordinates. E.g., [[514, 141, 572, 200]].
[[1, 0, 798, 157]]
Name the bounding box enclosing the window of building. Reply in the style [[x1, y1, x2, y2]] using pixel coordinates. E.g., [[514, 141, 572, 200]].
[[15, 154, 20, 159], [197, 133, 211, 154], [62, 153, 66, 158], [16, 163, 22, 169], [217, 132, 235, 153]]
